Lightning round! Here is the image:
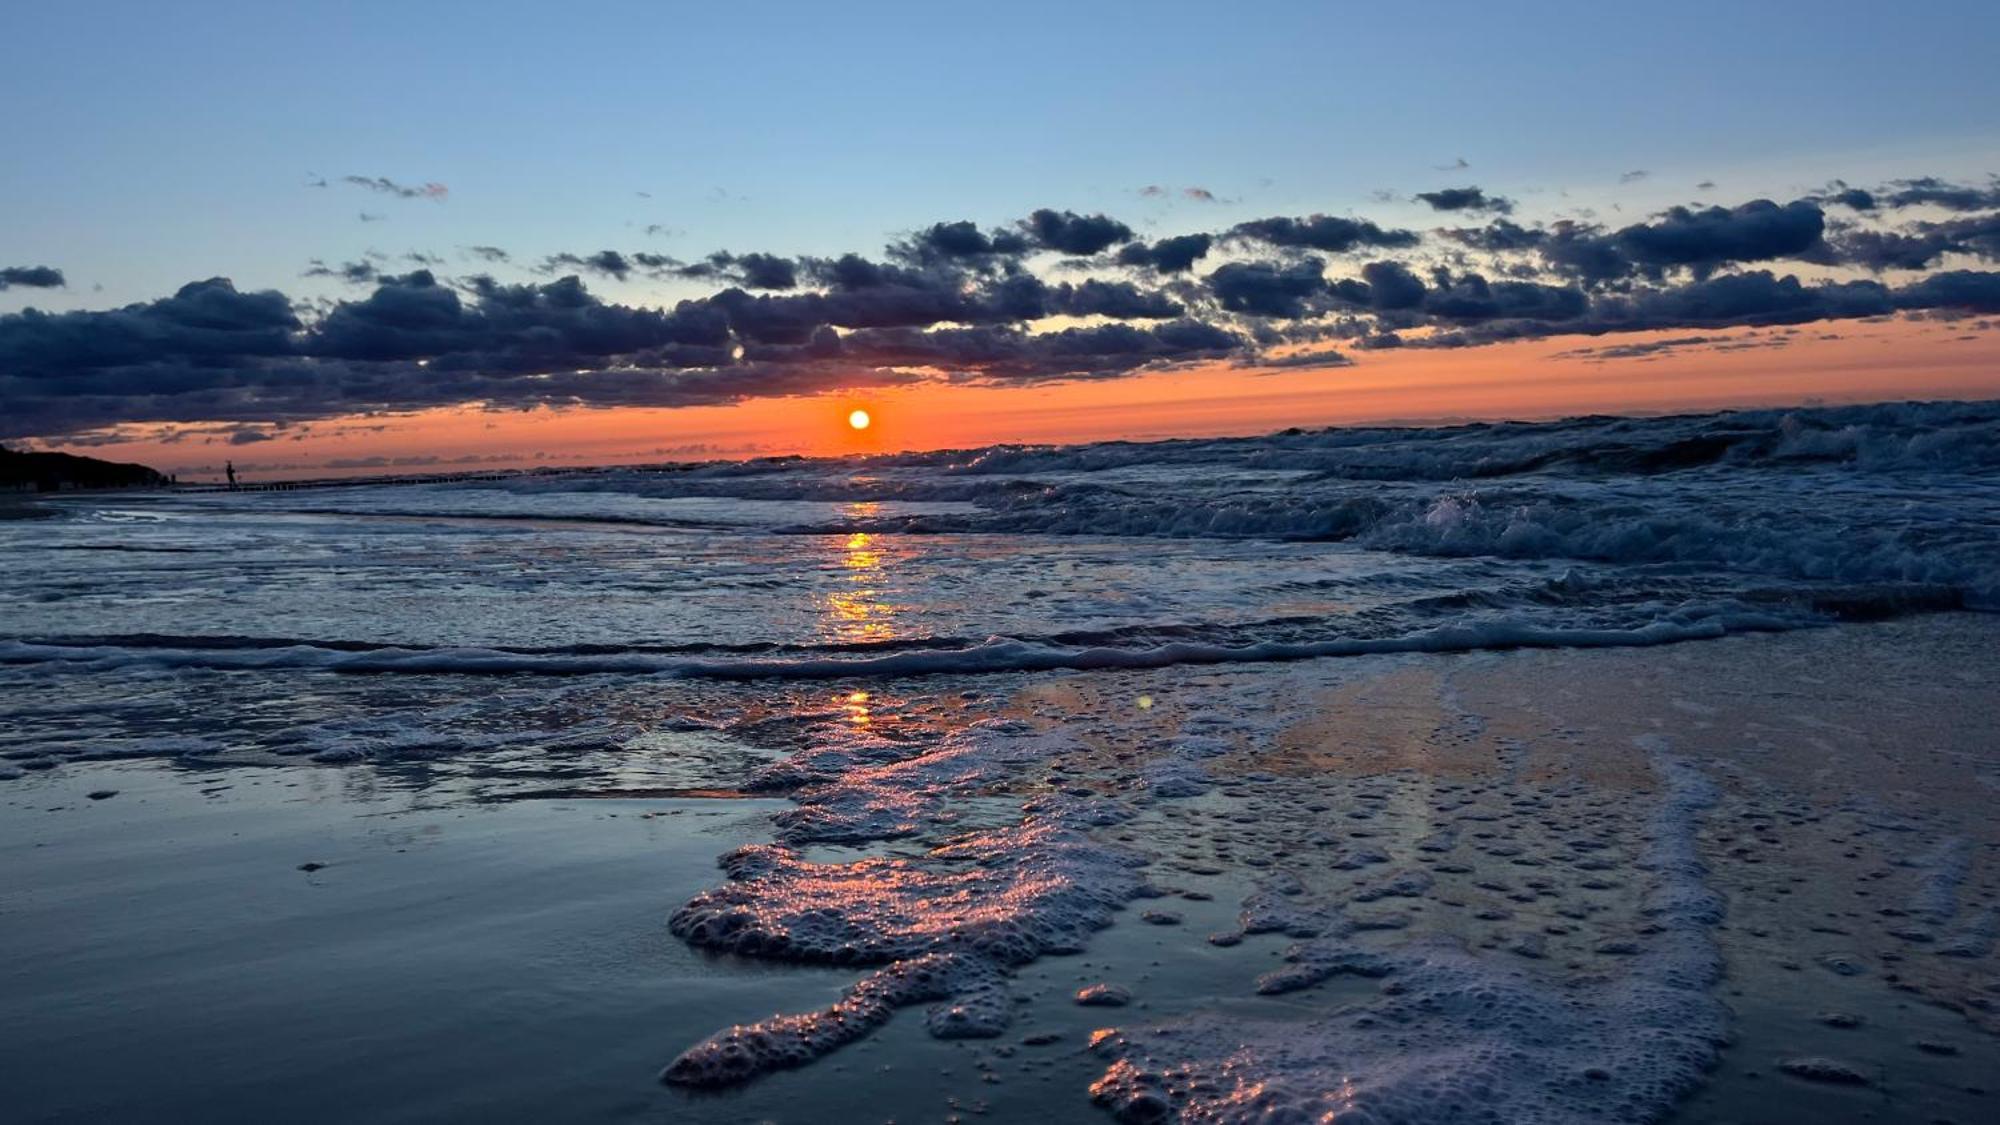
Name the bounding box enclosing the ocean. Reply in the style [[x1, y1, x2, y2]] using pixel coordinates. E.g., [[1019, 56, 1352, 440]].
[[4, 399, 1998, 1123]]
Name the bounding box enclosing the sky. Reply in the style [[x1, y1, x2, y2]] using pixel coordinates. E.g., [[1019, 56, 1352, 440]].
[[3, 0, 1998, 478]]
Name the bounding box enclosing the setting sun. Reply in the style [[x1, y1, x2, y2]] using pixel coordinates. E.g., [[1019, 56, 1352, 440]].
[[847, 408, 872, 431]]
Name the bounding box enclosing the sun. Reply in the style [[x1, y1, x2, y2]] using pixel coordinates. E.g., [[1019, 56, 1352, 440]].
[[847, 408, 872, 431]]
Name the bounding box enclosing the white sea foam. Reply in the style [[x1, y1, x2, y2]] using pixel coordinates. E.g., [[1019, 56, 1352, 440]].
[[661, 722, 1151, 1087], [0, 611, 1808, 682], [1088, 744, 1728, 1125]]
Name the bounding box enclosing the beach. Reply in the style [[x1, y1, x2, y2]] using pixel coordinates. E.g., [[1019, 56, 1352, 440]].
[[4, 615, 1995, 1123]]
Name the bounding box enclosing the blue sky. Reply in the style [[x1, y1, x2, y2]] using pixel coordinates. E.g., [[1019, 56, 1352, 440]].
[[5, 0, 1997, 310], [4, 0, 1999, 460]]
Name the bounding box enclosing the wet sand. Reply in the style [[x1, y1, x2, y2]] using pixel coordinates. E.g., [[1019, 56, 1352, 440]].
[[3, 616, 1997, 1123]]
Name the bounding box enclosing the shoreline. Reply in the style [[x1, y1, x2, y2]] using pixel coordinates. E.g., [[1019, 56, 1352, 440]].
[[3, 615, 1996, 1122]]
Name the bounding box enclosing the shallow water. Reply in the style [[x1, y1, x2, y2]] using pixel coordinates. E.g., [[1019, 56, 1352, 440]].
[[3, 402, 1998, 1123]]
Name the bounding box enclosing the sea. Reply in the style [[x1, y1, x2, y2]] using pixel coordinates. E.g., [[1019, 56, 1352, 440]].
[[4, 399, 1998, 1124]]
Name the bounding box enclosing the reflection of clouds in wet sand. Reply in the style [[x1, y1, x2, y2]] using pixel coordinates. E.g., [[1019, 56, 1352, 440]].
[[648, 618, 2000, 1124]]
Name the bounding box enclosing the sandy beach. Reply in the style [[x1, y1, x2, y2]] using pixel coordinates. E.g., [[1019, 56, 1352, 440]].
[[6, 614, 1995, 1123]]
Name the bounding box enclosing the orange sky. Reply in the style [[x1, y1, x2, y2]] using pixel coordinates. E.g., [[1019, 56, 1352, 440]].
[[84, 316, 2000, 481]]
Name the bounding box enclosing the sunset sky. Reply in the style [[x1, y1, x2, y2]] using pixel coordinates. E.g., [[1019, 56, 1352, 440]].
[[4, 0, 1998, 480]]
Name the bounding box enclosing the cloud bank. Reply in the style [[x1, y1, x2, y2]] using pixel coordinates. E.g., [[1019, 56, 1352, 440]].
[[4, 174, 1999, 439]]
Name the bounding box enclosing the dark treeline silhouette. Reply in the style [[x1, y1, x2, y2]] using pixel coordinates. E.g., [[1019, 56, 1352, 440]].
[[0, 445, 169, 492]]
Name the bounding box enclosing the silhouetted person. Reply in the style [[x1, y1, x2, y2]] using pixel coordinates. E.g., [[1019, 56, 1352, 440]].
[[225, 460, 237, 490]]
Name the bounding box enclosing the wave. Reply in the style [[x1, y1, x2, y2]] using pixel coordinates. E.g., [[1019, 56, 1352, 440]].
[[0, 609, 1836, 681], [153, 400, 1999, 611]]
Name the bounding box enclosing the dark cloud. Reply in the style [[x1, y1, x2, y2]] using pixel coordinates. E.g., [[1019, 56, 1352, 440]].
[[1359, 261, 1427, 310], [303, 260, 380, 285], [1207, 259, 1330, 318], [1441, 219, 1547, 253], [1229, 214, 1420, 253], [1251, 346, 1352, 369], [836, 319, 1244, 381], [1423, 273, 1587, 322], [541, 250, 636, 280], [1537, 200, 1826, 283], [1550, 332, 1793, 363], [1, 266, 66, 290], [1, 277, 301, 378], [722, 252, 798, 291], [1620, 170, 1650, 184], [1050, 280, 1181, 319], [1893, 270, 2000, 314], [668, 252, 801, 290], [1022, 209, 1135, 255], [1809, 212, 2000, 272], [341, 176, 449, 201], [1879, 176, 2000, 212], [1589, 271, 1890, 331], [1115, 233, 1213, 273], [891, 221, 1030, 267], [11, 175, 2000, 442], [1414, 187, 1514, 214], [1616, 199, 1825, 275]]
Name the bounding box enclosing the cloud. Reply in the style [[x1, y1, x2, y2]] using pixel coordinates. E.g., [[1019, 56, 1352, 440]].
[[1806, 213, 2000, 272], [1878, 176, 2000, 212], [892, 221, 1030, 266], [1229, 214, 1420, 253], [1893, 269, 2000, 313], [0, 266, 66, 290], [1137, 186, 1222, 203], [10, 172, 2000, 442], [1115, 233, 1213, 273], [541, 250, 639, 280], [303, 259, 380, 285], [1616, 200, 1825, 275], [1050, 280, 1181, 319], [342, 175, 449, 201], [1441, 219, 1547, 253], [1620, 170, 1650, 183], [1538, 199, 1827, 283], [1250, 346, 1352, 369], [833, 320, 1244, 381], [1550, 332, 1794, 363], [1423, 272, 1588, 322], [1207, 259, 1329, 317], [1359, 260, 1427, 310], [1414, 187, 1514, 214], [716, 252, 798, 290], [1022, 209, 1135, 255]]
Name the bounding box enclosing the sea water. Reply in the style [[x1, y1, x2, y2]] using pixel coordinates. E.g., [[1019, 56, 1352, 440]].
[[3, 400, 1998, 1123]]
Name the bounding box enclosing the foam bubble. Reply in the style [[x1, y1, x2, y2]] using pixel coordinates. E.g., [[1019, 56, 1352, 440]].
[[1089, 746, 1730, 1124]]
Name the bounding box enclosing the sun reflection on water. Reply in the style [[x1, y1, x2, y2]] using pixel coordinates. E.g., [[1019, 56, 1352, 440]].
[[820, 503, 905, 646]]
